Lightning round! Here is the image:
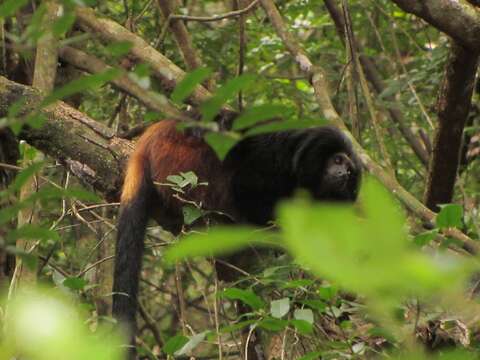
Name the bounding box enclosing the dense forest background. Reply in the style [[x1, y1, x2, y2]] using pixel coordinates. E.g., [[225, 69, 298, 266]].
[[0, 0, 480, 359]]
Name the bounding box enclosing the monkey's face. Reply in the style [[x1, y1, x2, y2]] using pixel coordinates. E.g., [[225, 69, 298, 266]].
[[316, 152, 360, 201]]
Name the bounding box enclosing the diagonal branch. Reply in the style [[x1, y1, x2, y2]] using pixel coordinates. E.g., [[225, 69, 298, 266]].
[[157, 0, 215, 90], [58, 46, 188, 120]]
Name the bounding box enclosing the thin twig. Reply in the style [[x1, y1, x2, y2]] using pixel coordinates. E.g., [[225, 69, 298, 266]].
[[168, 0, 259, 23]]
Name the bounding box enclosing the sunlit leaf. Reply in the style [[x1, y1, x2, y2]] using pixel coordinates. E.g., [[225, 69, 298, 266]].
[[278, 178, 472, 307], [165, 226, 276, 263], [294, 309, 313, 324], [182, 205, 203, 225], [175, 332, 207, 356], [270, 298, 290, 318]]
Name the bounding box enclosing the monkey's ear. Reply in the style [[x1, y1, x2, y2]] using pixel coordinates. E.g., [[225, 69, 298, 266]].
[[291, 134, 316, 173]]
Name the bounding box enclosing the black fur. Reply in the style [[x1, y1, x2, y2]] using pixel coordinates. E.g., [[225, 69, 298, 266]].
[[224, 126, 362, 225], [112, 167, 153, 356]]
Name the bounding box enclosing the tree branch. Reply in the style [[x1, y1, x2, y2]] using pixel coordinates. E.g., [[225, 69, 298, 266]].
[[388, 0, 480, 51], [0, 76, 131, 199], [58, 46, 188, 121], [157, 0, 215, 90]]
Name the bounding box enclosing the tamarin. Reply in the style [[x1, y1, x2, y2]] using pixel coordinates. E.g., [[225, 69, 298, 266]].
[[112, 119, 362, 355]]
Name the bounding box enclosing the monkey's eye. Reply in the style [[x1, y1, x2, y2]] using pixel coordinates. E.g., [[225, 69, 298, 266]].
[[334, 155, 343, 165]]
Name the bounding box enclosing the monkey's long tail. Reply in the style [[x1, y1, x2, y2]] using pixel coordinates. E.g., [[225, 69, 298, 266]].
[[112, 160, 152, 357]]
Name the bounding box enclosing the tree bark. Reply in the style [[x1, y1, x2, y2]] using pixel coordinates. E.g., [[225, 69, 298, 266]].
[[424, 42, 479, 211], [389, 0, 480, 51], [0, 76, 132, 200], [58, 46, 187, 120]]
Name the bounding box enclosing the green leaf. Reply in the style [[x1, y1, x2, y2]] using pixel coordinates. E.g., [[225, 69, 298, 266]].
[[295, 80, 312, 93], [0, 0, 29, 19], [179, 171, 199, 187], [270, 298, 290, 319], [63, 277, 88, 291], [219, 319, 257, 333], [352, 342, 365, 354], [52, 11, 75, 37], [257, 317, 288, 331], [233, 104, 289, 130], [413, 230, 438, 247], [317, 284, 337, 301], [436, 204, 463, 229], [245, 118, 326, 136], [5, 246, 37, 270], [222, 288, 265, 310], [281, 279, 314, 289], [6, 225, 60, 244], [0, 203, 26, 225], [166, 175, 184, 185], [42, 69, 122, 107], [298, 352, 322, 360], [278, 177, 472, 306], [290, 319, 313, 335], [201, 74, 256, 122], [163, 335, 189, 356], [299, 300, 326, 313], [3, 162, 44, 195], [205, 132, 239, 160], [294, 309, 314, 324], [175, 332, 207, 356], [62, 187, 100, 202], [104, 41, 133, 58], [182, 205, 203, 225], [171, 67, 212, 104], [165, 226, 275, 263]]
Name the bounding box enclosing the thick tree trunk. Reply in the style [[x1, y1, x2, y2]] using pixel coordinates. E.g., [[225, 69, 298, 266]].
[[424, 42, 479, 211]]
